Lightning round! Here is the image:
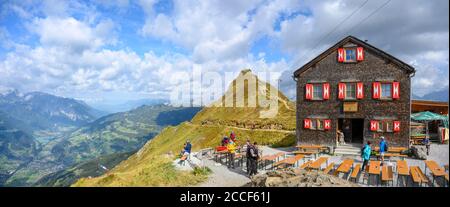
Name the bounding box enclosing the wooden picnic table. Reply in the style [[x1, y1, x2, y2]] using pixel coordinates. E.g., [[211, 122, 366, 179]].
[[382, 153, 408, 161], [259, 152, 286, 170], [335, 159, 354, 175], [260, 152, 285, 161], [309, 157, 329, 170], [296, 145, 326, 149], [425, 160, 446, 185], [367, 161, 381, 186], [273, 155, 304, 169], [373, 146, 407, 154], [396, 160, 409, 187], [396, 160, 409, 176]]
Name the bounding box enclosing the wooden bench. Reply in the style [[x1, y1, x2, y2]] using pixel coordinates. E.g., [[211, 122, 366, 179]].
[[382, 153, 408, 161], [349, 164, 361, 183], [292, 151, 318, 159], [424, 160, 446, 186], [323, 162, 334, 174], [273, 155, 304, 169], [309, 157, 329, 170], [334, 159, 354, 177], [410, 166, 428, 187], [299, 160, 312, 169], [381, 166, 394, 186]]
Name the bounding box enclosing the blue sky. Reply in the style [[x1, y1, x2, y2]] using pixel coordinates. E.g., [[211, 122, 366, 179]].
[[0, 0, 448, 106]]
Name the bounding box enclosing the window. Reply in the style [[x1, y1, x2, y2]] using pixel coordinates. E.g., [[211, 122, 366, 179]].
[[312, 84, 323, 100], [381, 83, 392, 98], [385, 121, 393, 132], [310, 120, 317, 129], [345, 83, 356, 99], [377, 121, 384, 132], [317, 120, 323, 130], [345, 48, 356, 62]]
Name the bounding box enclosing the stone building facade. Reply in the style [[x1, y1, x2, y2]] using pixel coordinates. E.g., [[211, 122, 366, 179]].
[[293, 36, 415, 147]]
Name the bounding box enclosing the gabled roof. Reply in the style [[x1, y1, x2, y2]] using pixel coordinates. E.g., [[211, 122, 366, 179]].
[[293, 36, 416, 77]]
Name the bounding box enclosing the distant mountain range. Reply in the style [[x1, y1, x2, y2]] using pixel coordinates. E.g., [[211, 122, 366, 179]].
[[413, 88, 449, 102], [0, 88, 201, 186], [0, 89, 106, 131]]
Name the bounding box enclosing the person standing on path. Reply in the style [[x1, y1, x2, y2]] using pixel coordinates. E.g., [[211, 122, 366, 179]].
[[227, 139, 237, 169], [245, 139, 251, 174], [379, 136, 388, 165], [248, 142, 259, 177], [423, 136, 431, 156], [361, 141, 372, 171]]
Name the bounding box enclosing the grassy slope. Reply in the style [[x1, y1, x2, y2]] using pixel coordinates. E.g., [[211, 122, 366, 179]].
[[74, 70, 296, 187]]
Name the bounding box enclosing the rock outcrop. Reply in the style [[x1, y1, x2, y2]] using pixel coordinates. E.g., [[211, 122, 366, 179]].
[[246, 169, 358, 187], [411, 145, 428, 160]]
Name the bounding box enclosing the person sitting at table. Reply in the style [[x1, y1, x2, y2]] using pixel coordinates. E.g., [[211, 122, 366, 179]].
[[361, 141, 372, 171]]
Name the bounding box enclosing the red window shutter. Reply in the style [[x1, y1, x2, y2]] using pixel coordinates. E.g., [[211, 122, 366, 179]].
[[323, 83, 330, 100], [304, 119, 311, 129], [370, 120, 379, 131], [356, 47, 364, 61], [338, 83, 346, 99], [356, 82, 364, 99], [393, 121, 400, 132], [392, 82, 400, 99], [372, 82, 381, 99], [337, 48, 344, 62], [305, 84, 313, 100], [324, 119, 331, 130]]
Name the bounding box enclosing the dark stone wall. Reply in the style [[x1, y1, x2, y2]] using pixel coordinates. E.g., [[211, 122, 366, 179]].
[[296, 48, 411, 148]]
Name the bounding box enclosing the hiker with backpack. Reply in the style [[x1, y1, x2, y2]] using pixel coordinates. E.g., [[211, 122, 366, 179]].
[[184, 140, 192, 161], [361, 141, 372, 171], [379, 136, 388, 165], [227, 138, 237, 169], [247, 142, 259, 177]]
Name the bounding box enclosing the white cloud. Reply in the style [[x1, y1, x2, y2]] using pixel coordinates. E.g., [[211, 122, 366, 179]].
[[29, 17, 116, 53], [0, 0, 448, 103]]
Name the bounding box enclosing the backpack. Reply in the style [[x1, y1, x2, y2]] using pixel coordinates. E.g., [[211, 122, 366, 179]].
[[249, 145, 259, 159], [360, 145, 366, 157], [384, 142, 388, 152]]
